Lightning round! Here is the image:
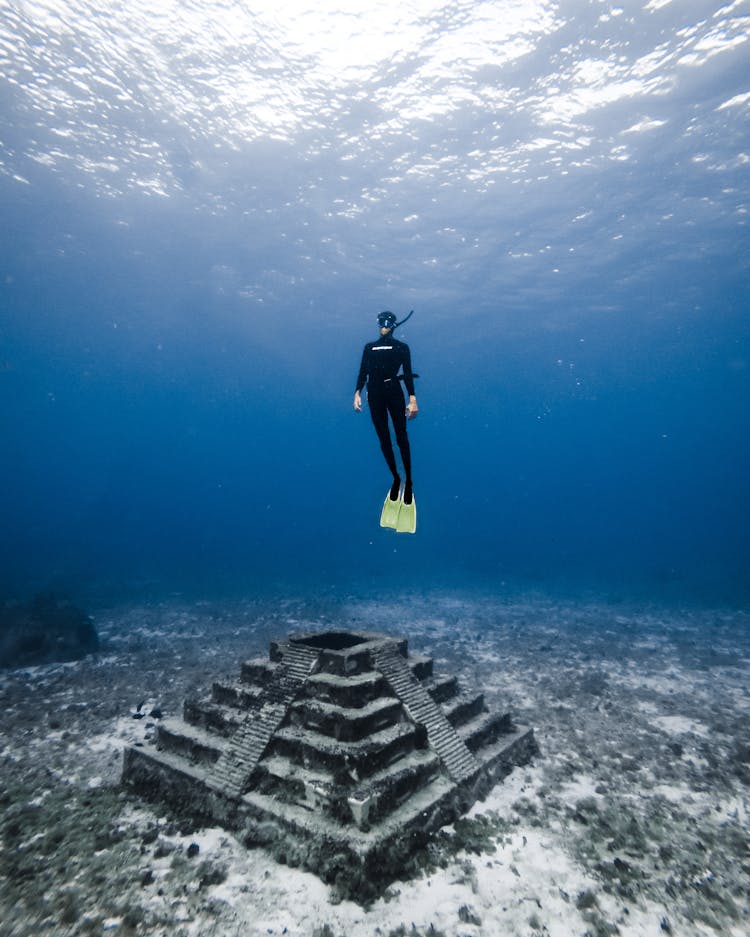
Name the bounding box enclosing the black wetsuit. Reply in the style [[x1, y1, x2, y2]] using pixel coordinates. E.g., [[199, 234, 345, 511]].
[[356, 336, 415, 488]]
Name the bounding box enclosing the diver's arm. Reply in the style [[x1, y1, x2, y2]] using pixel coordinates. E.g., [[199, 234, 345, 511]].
[[354, 345, 369, 411], [400, 343, 417, 418], [400, 344, 415, 397]]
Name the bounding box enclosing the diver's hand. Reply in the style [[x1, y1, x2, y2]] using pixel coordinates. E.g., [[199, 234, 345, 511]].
[[353, 391, 363, 412], [406, 396, 418, 420]]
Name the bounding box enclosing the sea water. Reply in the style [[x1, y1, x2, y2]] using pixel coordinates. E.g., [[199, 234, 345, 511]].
[[1, 0, 748, 605]]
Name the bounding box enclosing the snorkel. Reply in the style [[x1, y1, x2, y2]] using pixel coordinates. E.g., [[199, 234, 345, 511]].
[[377, 309, 414, 333], [393, 309, 414, 332]]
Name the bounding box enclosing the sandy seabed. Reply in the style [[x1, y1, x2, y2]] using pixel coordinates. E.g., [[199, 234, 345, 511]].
[[1, 591, 748, 937]]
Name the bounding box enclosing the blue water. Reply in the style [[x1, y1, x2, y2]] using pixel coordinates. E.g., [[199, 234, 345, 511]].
[[1, 0, 748, 602]]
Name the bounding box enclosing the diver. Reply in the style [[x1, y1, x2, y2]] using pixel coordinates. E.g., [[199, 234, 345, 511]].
[[353, 310, 419, 533]]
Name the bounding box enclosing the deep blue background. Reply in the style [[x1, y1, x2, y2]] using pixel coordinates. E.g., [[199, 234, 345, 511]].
[[2, 180, 747, 603]]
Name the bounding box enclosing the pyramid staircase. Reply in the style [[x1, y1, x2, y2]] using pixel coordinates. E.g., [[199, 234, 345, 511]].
[[122, 629, 536, 898], [210, 642, 321, 798], [371, 643, 480, 783]]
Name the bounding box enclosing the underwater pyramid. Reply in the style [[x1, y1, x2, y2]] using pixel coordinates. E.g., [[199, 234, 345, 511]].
[[122, 629, 537, 899]]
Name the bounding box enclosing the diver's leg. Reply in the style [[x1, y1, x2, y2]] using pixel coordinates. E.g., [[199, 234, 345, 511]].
[[368, 391, 400, 496], [386, 386, 412, 502]]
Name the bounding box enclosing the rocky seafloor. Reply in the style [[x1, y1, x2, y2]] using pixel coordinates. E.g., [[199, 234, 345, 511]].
[[1, 592, 748, 937]]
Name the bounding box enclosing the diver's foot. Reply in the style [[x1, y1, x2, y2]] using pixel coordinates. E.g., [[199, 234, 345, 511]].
[[403, 480, 413, 505], [389, 476, 401, 501]]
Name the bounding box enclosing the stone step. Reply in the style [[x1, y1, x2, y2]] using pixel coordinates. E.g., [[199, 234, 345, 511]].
[[282, 644, 322, 681], [157, 718, 226, 765], [239, 657, 280, 686], [241, 769, 457, 847], [183, 699, 243, 737], [422, 673, 459, 704], [362, 748, 443, 826], [271, 721, 420, 779], [408, 654, 433, 680], [471, 724, 537, 775], [257, 746, 442, 823], [457, 710, 513, 753], [259, 754, 334, 790], [257, 747, 437, 792], [212, 681, 265, 710], [304, 670, 386, 708], [287, 695, 404, 742], [442, 748, 479, 776], [442, 691, 486, 728]]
